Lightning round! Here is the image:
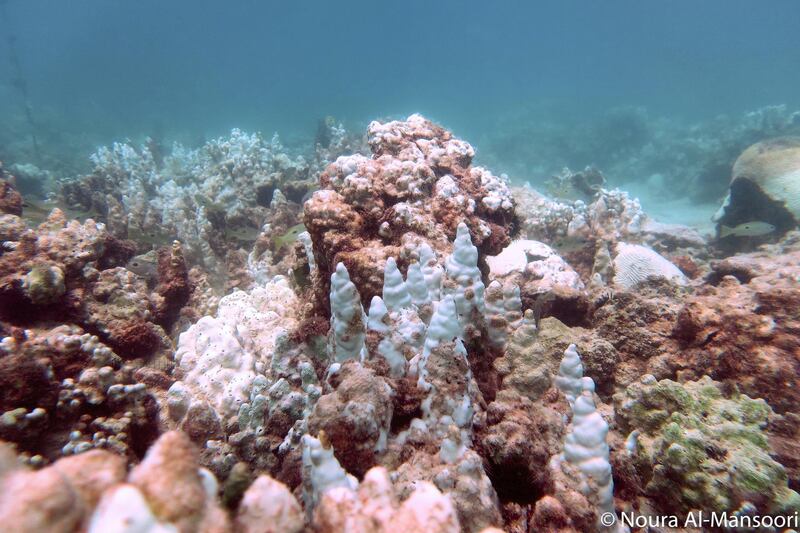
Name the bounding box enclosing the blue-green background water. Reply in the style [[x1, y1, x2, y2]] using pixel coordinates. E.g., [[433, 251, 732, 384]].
[[1, 0, 799, 185]]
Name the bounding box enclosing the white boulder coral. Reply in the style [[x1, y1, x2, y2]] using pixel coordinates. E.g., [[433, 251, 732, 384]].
[[169, 276, 299, 422], [612, 242, 687, 290]]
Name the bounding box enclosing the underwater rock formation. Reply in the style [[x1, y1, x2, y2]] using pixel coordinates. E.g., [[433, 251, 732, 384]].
[[0, 324, 160, 462], [0, 207, 202, 462], [304, 114, 516, 312], [671, 239, 800, 414]]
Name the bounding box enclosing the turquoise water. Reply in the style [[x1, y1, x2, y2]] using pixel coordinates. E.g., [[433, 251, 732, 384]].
[[2, 2, 799, 139], [1, 0, 800, 208]]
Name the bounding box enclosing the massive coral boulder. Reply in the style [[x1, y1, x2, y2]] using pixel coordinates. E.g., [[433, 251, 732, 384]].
[[714, 136, 800, 239], [0, 445, 126, 532], [169, 276, 301, 431], [0, 431, 233, 532], [304, 114, 516, 311], [235, 474, 304, 533], [309, 464, 461, 533]]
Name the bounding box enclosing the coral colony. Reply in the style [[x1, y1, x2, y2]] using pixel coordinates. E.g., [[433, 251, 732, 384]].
[[0, 113, 799, 533]]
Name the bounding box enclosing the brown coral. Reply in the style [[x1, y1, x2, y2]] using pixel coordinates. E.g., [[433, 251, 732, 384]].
[[304, 114, 516, 312], [0, 178, 22, 216]]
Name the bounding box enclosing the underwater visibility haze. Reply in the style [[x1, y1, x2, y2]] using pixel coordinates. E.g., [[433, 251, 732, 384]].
[[0, 1, 800, 532]]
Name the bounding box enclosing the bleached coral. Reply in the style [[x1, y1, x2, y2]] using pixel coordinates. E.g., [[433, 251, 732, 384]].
[[367, 296, 409, 377], [65, 129, 312, 281], [612, 242, 687, 290], [88, 484, 178, 533], [301, 433, 358, 518], [328, 263, 368, 363], [555, 343, 585, 408], [484, 280, 522, 351], [515, 186, 646, 246], [382, 257, 412, 311], [443, 223, 486, 334], [557, 384, 620, 531], [313, 467, 461, 533], [169, 276, 299, 422], [486, 239, 585, 292]]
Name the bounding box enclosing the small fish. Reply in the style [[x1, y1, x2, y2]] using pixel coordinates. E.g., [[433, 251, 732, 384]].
[[719, 221, 776, 238], [126, 251, 159, 282], [21, 199, 53, 220], [224, 225, 262, 243], [272, 223, 306, 252], [22, 199, 102, 226], [193, 193, 213, 210], [128, 226, 175, 247], [551, 235, 591, 254]]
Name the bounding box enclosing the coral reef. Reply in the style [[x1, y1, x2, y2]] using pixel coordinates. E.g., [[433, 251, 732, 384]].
[[513, 183, 705, 286], [3, 111, 800, 533], [58, 125, 357, 289]]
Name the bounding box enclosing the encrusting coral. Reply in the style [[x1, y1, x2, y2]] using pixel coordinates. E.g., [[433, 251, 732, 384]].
[[615, 375, 800, 517]]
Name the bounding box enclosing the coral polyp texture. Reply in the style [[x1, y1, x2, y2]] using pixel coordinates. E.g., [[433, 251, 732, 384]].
[[2, 112, 800, 533]]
